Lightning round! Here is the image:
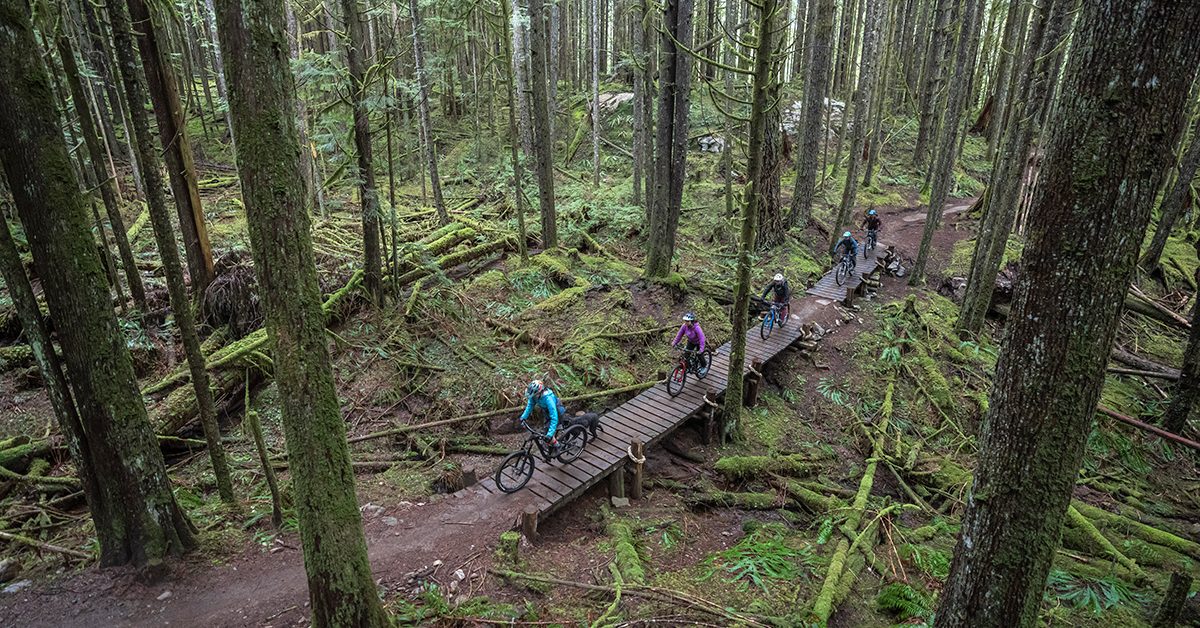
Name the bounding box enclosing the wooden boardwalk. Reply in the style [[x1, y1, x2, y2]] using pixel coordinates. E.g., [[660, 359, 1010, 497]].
[[451, 250, 880, 522], [805, 244, 874, 300]]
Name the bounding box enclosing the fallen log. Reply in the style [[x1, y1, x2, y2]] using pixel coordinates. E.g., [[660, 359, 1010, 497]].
[[0, 531, 91, 560], [392, 238, 513, 286], [714, 454, 818, 481], [1096, 405, 1200, 452], [1127, 285, 1190, 329], [683, 489, 781, 510], [1109, 348, 1180, 378], [1066, 504, 1147, 581], [1107, 367, 1180, 381]]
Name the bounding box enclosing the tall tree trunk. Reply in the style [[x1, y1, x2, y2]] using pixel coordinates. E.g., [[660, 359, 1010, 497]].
[[528, 0, 558, 247], [110, 0, 236, 504], [590, 0, 601, 186], [0, 0, 195, 567], [57, 33, 148, 313], [912, 0, 952, 167], [934, 2, 1200, 625], [643, 0, 693, 277], [408, 0, 449, 224], [285, 1, 319, 215], [212, 0, 390, 621], [511, 0, 534, 156], [630, 0, 647, 207], [341, 0, 384, 303], [832, 0, 884, 243], [908, 0, 984, 284], [1140, 118, 1200, 271], [788, 0, 835, 227], [203, 0, 235, 146], [1165, 253, 1200, 434], [754, 75, 784, 250], [500, 0, 530, 260], [956, 0, 1068, 336], [127, 0, 215, 293], [723, 0, 779, 435], [637, 0, 655, 207], [985, 0, 1026, 159]]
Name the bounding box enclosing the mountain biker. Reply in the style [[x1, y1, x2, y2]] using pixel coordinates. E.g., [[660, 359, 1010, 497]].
[[520, 380, 564, 448], [861, 208, 882, 247], [834, 231, 859, 272], [672, 312, 707, 370], [761, 273, 791, 312]]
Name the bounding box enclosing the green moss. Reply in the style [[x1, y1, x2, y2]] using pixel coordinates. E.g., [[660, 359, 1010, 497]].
[[470, 269, 507, 292], [606, 521, 647, 584], [948, 235, 1024, 276], [530, 285, 588, 314], [856, 184, 907, 208], [1152, 232, 1199, 290], [714, 454, 817, 480]]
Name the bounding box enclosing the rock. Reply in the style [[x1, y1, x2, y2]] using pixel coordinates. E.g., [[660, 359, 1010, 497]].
[[698, 135, 726, 153], [610, 496, 630, 508], [156, 591, 172, 601], [448, 580, 458, 594], [360, 503, 385, 518], [0, 558, 20, 584], [432, 559, 443, 568], [380, 516, 399, 527], [454, 569, 466, 581], [2, 580, 32, 594]]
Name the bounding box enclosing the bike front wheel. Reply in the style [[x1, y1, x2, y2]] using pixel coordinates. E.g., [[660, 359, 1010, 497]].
[[835, 262, 848, 286], [759, 311, 774, 340], [495, 451, 535, 493], [556, 425, 587, 464], [667, 362, 687, 397], [779, 303, 790, 327]]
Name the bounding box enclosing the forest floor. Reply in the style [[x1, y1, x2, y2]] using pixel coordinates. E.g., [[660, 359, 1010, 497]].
[[0, 198, 977, 627]]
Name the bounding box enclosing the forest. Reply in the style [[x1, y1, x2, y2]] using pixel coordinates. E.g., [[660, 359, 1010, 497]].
[[0, 0, 1199, 625]]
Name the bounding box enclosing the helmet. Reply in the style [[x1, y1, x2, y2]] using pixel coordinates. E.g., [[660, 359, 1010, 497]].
[[773, 273, 784, 282], [526, 380, 545, 397], [843, 231, 852, 238], [868, 209, 877, 216], [682, 312, 697, 323]]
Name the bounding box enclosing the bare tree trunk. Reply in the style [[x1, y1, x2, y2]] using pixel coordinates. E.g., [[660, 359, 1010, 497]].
[[212, 0, 390, 620], [512, 0, 534, 155], [529, 0, 558, 247], [643, 0, 693, 277], [341, 0, 384, 303], [501, 0, 530, 260], [591, 0, 601, 186], [1165, 253, 1200, 434], [833, 0, 885, 244], [286, 1, 318, 215], [0, 0, 196, 566], [788, 0, 835, 227], [1140, 117, 1200, 271], [935, 3, 1200, 625], [202, 0, 235, 146], [912, 0, 952, 167], [986, 0, 1028, 159], [408, 0, 449, 224]]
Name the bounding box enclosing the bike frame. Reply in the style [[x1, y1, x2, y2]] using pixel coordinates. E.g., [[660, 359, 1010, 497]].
[[519, 420, 556, 462]]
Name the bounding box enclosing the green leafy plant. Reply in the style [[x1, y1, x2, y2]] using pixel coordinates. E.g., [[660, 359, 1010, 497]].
[[816, 516, 836, 545], [876, 582, 934, 623], [1044, 569, 1145, 614], [899, 544, 951, 580], [817, 378, 849, 407], [703, 530, 816, 592]]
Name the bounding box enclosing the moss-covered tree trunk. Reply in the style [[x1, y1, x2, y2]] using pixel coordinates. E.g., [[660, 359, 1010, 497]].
[[985, 0, 1028, 159], [787, 0, 834, 228], [1140, 117, 1200, 272], [500, 0, 529, 261], [956, 0, 1070, 336], [213, 0, 389, 622], [754, 77, 785, 250], [109, 0, 235, 504], [912, 0, 952, 168], [341, 0, 385, 303], [934, 2, 1200, 625], [642, 0, 693, 277], [723, 0, 780, 434], [408, 0, 448, 225], [832, 0, 884, 244], [528, 0, 558, 248], [0, 0, 195, 567], [56, 34, 147, 313], [1164, 249, 1200, 434], [126, 0, 215, 293], [908, 0, 983, 285]]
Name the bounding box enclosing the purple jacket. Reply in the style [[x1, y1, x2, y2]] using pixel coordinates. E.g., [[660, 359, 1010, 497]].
[[673, 323, 706, 351]]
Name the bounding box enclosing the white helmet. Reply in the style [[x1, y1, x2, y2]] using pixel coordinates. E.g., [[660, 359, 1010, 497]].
[[773, 273, 784, 282], [843, 231, 852, 238]]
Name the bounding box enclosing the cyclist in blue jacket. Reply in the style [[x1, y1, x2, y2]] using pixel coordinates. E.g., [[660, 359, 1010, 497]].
[[520, 380, 564, 447], [834, 231, 859, 273]]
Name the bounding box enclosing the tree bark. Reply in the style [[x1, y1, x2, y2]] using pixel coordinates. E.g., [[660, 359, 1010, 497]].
[[832, 0, 885, 243], [127, 0, 215, 293], [643, 0, 693, 277], [912, 0, 953, 167], [212, 0, 390, 622], [341, 0, 385, 303], [500, 0, 530, 260], [408, 0, 449, 225], [1164, 252, 1200, 434], [285, 1, 319, 216], [934, 2, 1200, 625], [986, 0, 1028, 159], [56, 33, 148, 313], [590, 0, 601, 187], [788, 0, 835, 227], [111, 0, 235, 504], [0, 0, 195, 567], [528, 0, 558, 247], [908, 0, 984, 284]]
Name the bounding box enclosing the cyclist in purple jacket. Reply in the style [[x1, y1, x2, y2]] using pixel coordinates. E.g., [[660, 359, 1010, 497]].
[[672, 312, 707, 370]]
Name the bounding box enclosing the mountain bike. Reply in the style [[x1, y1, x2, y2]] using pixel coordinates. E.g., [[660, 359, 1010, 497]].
[[866, 229, 878, 253], [666, 347, 714, 398], [495, 421, 588, 493], [834, 251, 856, 286], [759, 299, 790, 340]]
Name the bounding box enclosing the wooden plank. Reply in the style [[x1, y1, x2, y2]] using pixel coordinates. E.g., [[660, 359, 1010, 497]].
[[550, 459, 594, 484], [607, 402, 679, 433], [532, 471, 575, 497], [606, 412, 662, 442], [626, 390, 698, 422]]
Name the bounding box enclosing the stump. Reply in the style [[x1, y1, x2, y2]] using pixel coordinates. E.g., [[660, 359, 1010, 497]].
[[629, 440, 645, 499], [520, 508, 539, 543]]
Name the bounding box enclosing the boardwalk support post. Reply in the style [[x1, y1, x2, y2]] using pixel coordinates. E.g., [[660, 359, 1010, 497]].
[[520, 508, 539, 543], [843, 286, 856, 307], [745, 359, 763, 408], [629, 439, 645, 499], [608, 467, 626, 500], [703, 390, 720, 444]]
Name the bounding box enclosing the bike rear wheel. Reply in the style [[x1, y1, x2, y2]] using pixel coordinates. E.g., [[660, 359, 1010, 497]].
[[759, 310, 774, 340], [556, 425, 587, 464], [835, 261, 848, 286], [695, 349, 714, 379], [495, 451, 535, 493], [667, 362, 687, 397]]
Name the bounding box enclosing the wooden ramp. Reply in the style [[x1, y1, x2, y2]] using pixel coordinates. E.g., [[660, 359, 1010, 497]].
[[805, 246, 875, 300]]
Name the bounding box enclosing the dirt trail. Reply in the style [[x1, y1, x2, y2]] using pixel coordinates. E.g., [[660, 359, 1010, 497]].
[[0, 201, 973, 627]]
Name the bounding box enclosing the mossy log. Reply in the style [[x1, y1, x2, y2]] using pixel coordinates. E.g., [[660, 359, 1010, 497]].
[[155, 366, 249, 434], [1072, 500, 1200, 561], [392, 238, 513, 286], [606, 521, 647, 584], [1065, 504, 1147, 581], [0, 441, 52, 471], [683, 489, 781, 511], [714, 454, 819, 481], [779, 479, 847, 514], [0, 344, 33, 371], [125, 204, 150, 243]]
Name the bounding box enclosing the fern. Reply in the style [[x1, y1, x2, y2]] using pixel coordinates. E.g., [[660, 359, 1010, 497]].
[[817, 378, 849, 406], [1044, 569, 1145, 614], [876, 582, 934, 622], [702, 530, 816, 593]]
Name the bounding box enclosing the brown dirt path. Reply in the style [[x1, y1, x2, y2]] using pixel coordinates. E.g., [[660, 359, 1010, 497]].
[[0, 200, 974, 627]]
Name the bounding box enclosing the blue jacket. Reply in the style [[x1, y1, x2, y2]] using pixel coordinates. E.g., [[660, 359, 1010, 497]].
[[835, 237, 858, 257], [520, 389, 563, 438]]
